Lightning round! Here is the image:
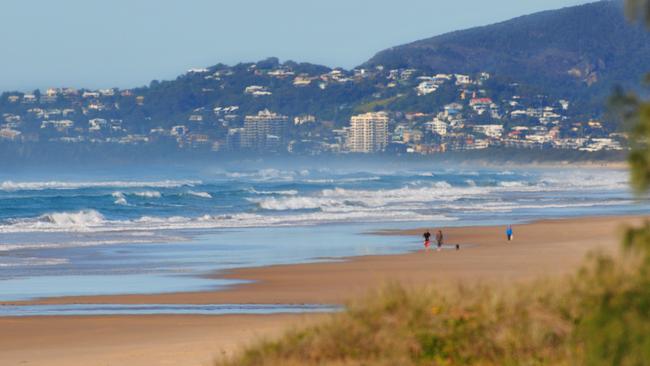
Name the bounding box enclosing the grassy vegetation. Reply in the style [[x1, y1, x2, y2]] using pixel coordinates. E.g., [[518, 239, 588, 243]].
[[215, 243, 650, 366], [353, 95, 404, 114]]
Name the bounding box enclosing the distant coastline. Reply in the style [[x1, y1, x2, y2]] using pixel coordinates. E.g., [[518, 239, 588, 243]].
[[0, 144, 628, 171]]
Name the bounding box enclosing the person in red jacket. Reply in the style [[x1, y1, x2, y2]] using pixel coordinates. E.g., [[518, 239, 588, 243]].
[[423, 230, 431, 251]]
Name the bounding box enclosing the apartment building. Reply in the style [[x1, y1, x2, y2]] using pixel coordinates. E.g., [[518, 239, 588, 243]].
[[242, 109, 289, 151], [348, 112, 389, 153]]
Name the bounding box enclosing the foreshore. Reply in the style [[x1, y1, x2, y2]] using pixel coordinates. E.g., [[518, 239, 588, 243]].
[[1, 215, 646, 366]]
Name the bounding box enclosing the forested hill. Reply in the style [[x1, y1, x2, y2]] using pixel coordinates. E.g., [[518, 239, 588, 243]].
[[364, 0, 650, 99]]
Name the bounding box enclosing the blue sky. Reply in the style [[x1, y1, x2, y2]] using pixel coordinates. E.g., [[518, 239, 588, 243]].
[[0, 0, 593, 91]]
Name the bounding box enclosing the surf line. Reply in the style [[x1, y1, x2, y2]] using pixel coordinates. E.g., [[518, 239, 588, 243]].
[[0, 303, 343, 317]]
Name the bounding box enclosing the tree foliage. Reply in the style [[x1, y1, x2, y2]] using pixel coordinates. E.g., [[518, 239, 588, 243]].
[[624, 0, 650, 192], [571, 2, 650, 364]]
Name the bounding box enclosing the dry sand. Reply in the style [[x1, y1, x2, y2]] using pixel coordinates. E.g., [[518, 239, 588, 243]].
[[0, 314, 326, 366], [1, 215, 646, 366]]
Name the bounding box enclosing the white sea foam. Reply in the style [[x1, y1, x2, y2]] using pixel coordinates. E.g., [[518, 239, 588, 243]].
[[114, 197, 128, 205], [498, 181, 529, 188], [538, 171, 629, 190], [187, 191, 212, 199], [133, 191, 162, 198], [226, 169, 296, 182], [112, 192, 128, 205], [251, 182, 481, 212], [0, 257, 69, 267], [440, 199, 633, 213], [249, 174, 634, 215], [251, 196, 341, 211], [303, 176, 381, 184], [0, 238, 165, 252], [248, 188, 299, 196], [0, 169, 640, 238], [130, 210, 453, 231], [1, 210, 107, 233], [0, 208, 454, 236], [0, 180, 200, 191], [42, 209, 106, 227]]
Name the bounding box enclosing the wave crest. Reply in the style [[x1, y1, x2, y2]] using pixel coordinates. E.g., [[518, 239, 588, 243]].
[[0, 180, 200, 191], [187, 191, 212, 199], [133, 191, 162, 198]]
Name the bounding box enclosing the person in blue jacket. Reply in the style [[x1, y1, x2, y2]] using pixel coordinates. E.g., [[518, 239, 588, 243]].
[[506, 225, 513, 241]]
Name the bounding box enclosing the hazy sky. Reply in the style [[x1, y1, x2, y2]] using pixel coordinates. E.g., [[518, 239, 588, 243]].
[[0, 0, 594, 91]]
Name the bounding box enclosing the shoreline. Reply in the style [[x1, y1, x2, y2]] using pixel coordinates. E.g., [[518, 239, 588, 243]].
[[1, 214, 647, 366], [3, 214, 645, 307]]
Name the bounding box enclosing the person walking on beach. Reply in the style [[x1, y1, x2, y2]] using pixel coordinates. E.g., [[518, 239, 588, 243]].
[[423, 230, 431, 251], [506, 225, 513, 241], [435, 230, 444, 250]]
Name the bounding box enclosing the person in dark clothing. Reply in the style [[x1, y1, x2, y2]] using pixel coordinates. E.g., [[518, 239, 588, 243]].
[[423, 230, 431, 251], [435, 230, 444, 250], [506, 225, 513, 241]]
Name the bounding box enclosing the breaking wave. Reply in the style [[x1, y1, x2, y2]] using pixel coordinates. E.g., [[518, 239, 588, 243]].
[[1, 210, 108, 233], [0, 208, 453, 235], [112, 192, 128, 205], [252, 182, 480, 212], [303, 176, 382, 184], [0, 257, 69, 267], [133, 191, 162, 198], [0, 180, 200, 191], [0, 168, 641, 244], [248, 188, 299, 196], [225, 169, 303, 182], [187, 191, 213, 199]]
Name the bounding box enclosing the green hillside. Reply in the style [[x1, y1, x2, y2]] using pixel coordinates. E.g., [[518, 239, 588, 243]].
[[365, 1, 650, 100]]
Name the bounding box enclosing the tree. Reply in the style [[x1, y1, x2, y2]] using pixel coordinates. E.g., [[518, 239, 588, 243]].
[[570, 4, 650, 364], [624, 0, 650, 192], [626, 0, 650, 25]]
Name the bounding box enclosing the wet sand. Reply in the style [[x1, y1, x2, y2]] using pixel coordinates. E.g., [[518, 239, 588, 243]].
[[1, 215, 646, 365], [0, 314, 326, 366]]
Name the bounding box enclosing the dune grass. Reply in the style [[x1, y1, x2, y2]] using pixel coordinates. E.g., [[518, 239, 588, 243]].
[[216, 236, 650, 366]]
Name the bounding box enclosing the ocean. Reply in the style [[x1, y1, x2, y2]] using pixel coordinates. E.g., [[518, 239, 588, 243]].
[[0, 166, 648, 303]]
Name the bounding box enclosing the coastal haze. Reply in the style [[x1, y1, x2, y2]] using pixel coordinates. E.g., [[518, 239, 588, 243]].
[[1, 1, 650, 365]]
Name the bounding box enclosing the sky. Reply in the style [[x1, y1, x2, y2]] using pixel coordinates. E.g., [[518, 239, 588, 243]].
[[0, 0, 594, 91]]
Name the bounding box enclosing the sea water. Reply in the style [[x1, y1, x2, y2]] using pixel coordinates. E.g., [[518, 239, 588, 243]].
[[0, 167, 648, 302]]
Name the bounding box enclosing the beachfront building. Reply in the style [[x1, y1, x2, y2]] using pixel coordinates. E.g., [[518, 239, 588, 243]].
[[348, 112, 389, 153], [242, 109, 289, 151], [426, 118, 448, 136]]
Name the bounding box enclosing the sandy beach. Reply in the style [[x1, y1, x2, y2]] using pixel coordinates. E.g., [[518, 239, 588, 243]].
[[1, 215, 646, 365]]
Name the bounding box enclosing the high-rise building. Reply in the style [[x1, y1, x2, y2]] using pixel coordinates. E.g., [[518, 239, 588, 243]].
[[226, 128, 244, 151], [241, 109, 289, 151], [348, 112, 389, 153]]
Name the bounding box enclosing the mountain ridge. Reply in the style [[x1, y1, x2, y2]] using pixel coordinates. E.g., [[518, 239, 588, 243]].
[[363, 0, 649, 99]]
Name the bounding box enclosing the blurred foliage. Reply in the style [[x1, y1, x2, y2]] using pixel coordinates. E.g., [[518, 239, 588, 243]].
[[626, 0, 650, 24], [624, 1, 650, 194]]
